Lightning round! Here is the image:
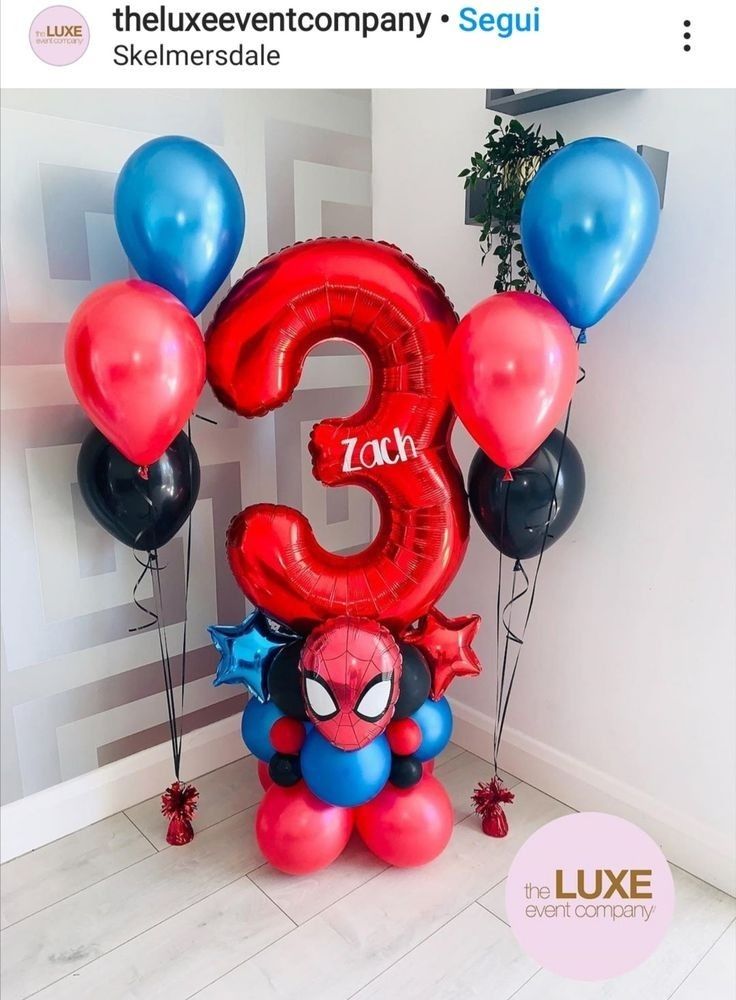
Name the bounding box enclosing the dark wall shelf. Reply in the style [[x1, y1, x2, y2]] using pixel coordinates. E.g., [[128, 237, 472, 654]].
[[637, 145, 669, 209], [464, 92, 669, 225], [465, 142, 668, 225], [485, 89, 622, 115]]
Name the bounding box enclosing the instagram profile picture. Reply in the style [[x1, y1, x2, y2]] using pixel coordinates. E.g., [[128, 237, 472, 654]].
[[29, 6, 89, 65]]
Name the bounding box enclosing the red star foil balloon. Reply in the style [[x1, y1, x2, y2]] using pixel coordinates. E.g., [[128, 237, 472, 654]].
[[402, 607, 482, 700]]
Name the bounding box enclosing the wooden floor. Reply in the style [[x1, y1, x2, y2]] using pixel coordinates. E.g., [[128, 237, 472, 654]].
[[1, 745, 734, 999]]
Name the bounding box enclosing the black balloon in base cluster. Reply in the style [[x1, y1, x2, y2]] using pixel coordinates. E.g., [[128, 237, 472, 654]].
[[468, 429, 585, 561], [268, 641, 309, 720], [268, 752, 302, 787], [77, 427, 200, 551], [389, 754, 423, 789], [393, 643, 431, 718]]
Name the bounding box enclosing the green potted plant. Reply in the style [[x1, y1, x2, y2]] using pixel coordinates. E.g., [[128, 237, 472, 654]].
[[461, 116, 564, 292]]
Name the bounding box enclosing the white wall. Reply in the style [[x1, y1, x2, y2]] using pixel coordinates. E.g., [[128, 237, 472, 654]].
[[0, 88, 373, 808], [372, 89, 736, 892]]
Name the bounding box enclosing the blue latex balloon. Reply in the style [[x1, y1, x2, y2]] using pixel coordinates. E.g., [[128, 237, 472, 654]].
[[521, 137, 659, 332], [209, 611, 293, 702], [114, 135, 245, 316], [412, 697, 453, 762], [241, 698, 285, 761], [301, 730, 391, 807]]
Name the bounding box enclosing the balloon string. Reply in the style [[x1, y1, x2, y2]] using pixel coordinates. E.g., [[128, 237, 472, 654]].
[[126, 433, 196, 781], [128, 476, 158, 632], [130, 475, 156, 555], [128, 552, 157, 632], [492, 338, 583, 771], [127, 550, 180, 777], [175, 420, 195, 773], [521, 471, 558, 533], [501, 560, 530, 645], [493, 559, 530, 770], [149, 547, 180, 776], [492, 486, 508, 775], [194, 412, 218, 425], [494, 394, 573, 761]]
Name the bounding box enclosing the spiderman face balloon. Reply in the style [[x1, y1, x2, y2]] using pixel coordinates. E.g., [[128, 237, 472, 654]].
[[300, 617, 402, 750]]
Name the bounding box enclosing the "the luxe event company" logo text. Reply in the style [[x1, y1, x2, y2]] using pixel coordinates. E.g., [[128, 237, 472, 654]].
[[30, 6, 90, 65]]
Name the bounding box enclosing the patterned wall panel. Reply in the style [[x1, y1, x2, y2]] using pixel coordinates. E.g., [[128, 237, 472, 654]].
[[0, 89, 373, 804]]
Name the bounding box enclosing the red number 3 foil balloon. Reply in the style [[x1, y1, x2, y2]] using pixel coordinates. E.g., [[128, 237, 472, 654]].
[[206, 238, 469, 633]]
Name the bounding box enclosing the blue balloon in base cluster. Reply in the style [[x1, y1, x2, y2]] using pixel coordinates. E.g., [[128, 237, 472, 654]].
[[241, 698, 284, 762], [301, 730, 391, 807], [412, 696, 453, 762]]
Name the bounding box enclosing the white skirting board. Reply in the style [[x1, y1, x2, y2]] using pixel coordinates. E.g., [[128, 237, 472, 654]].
[[3, 705, 734, 898], [0, 714, 245, 864], [449, 698, 736, 898]]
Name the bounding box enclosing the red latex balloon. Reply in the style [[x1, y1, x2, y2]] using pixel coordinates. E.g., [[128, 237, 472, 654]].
[[300, 617, 402, 750], [257, 760, 272, 792], [255, 782, 353, 874], [448, 292, 578, 473], [355, 774, 453, 867], [269, 717, 306, 756], [206, 239, 469, 633], [65, 280, 206, 466], [386, 718, 422, 756], [422, 759, 435, 776]]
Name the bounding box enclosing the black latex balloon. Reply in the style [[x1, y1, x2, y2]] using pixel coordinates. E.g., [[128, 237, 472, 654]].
[[389, 754, 423, 789], [268, 752, 302, 787], [268, 641, 309, 720], [393, 644, 432, 719], [468, 429, 585, 561], [77, 428, 200, 551]]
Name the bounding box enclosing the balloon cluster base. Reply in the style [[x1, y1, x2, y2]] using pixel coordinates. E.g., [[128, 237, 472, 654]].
[[161, 781, 199, 846], [255, 773, 454, 874], [472, 776, 515, 838]]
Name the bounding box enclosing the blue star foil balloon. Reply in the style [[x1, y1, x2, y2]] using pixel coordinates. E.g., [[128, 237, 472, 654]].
[[208, 612, 294, 702]]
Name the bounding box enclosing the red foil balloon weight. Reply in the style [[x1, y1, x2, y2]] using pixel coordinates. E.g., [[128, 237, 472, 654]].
[[206, 239, 469, 634], [161, 781, 199, 846], [472, 776, 515, 838]]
